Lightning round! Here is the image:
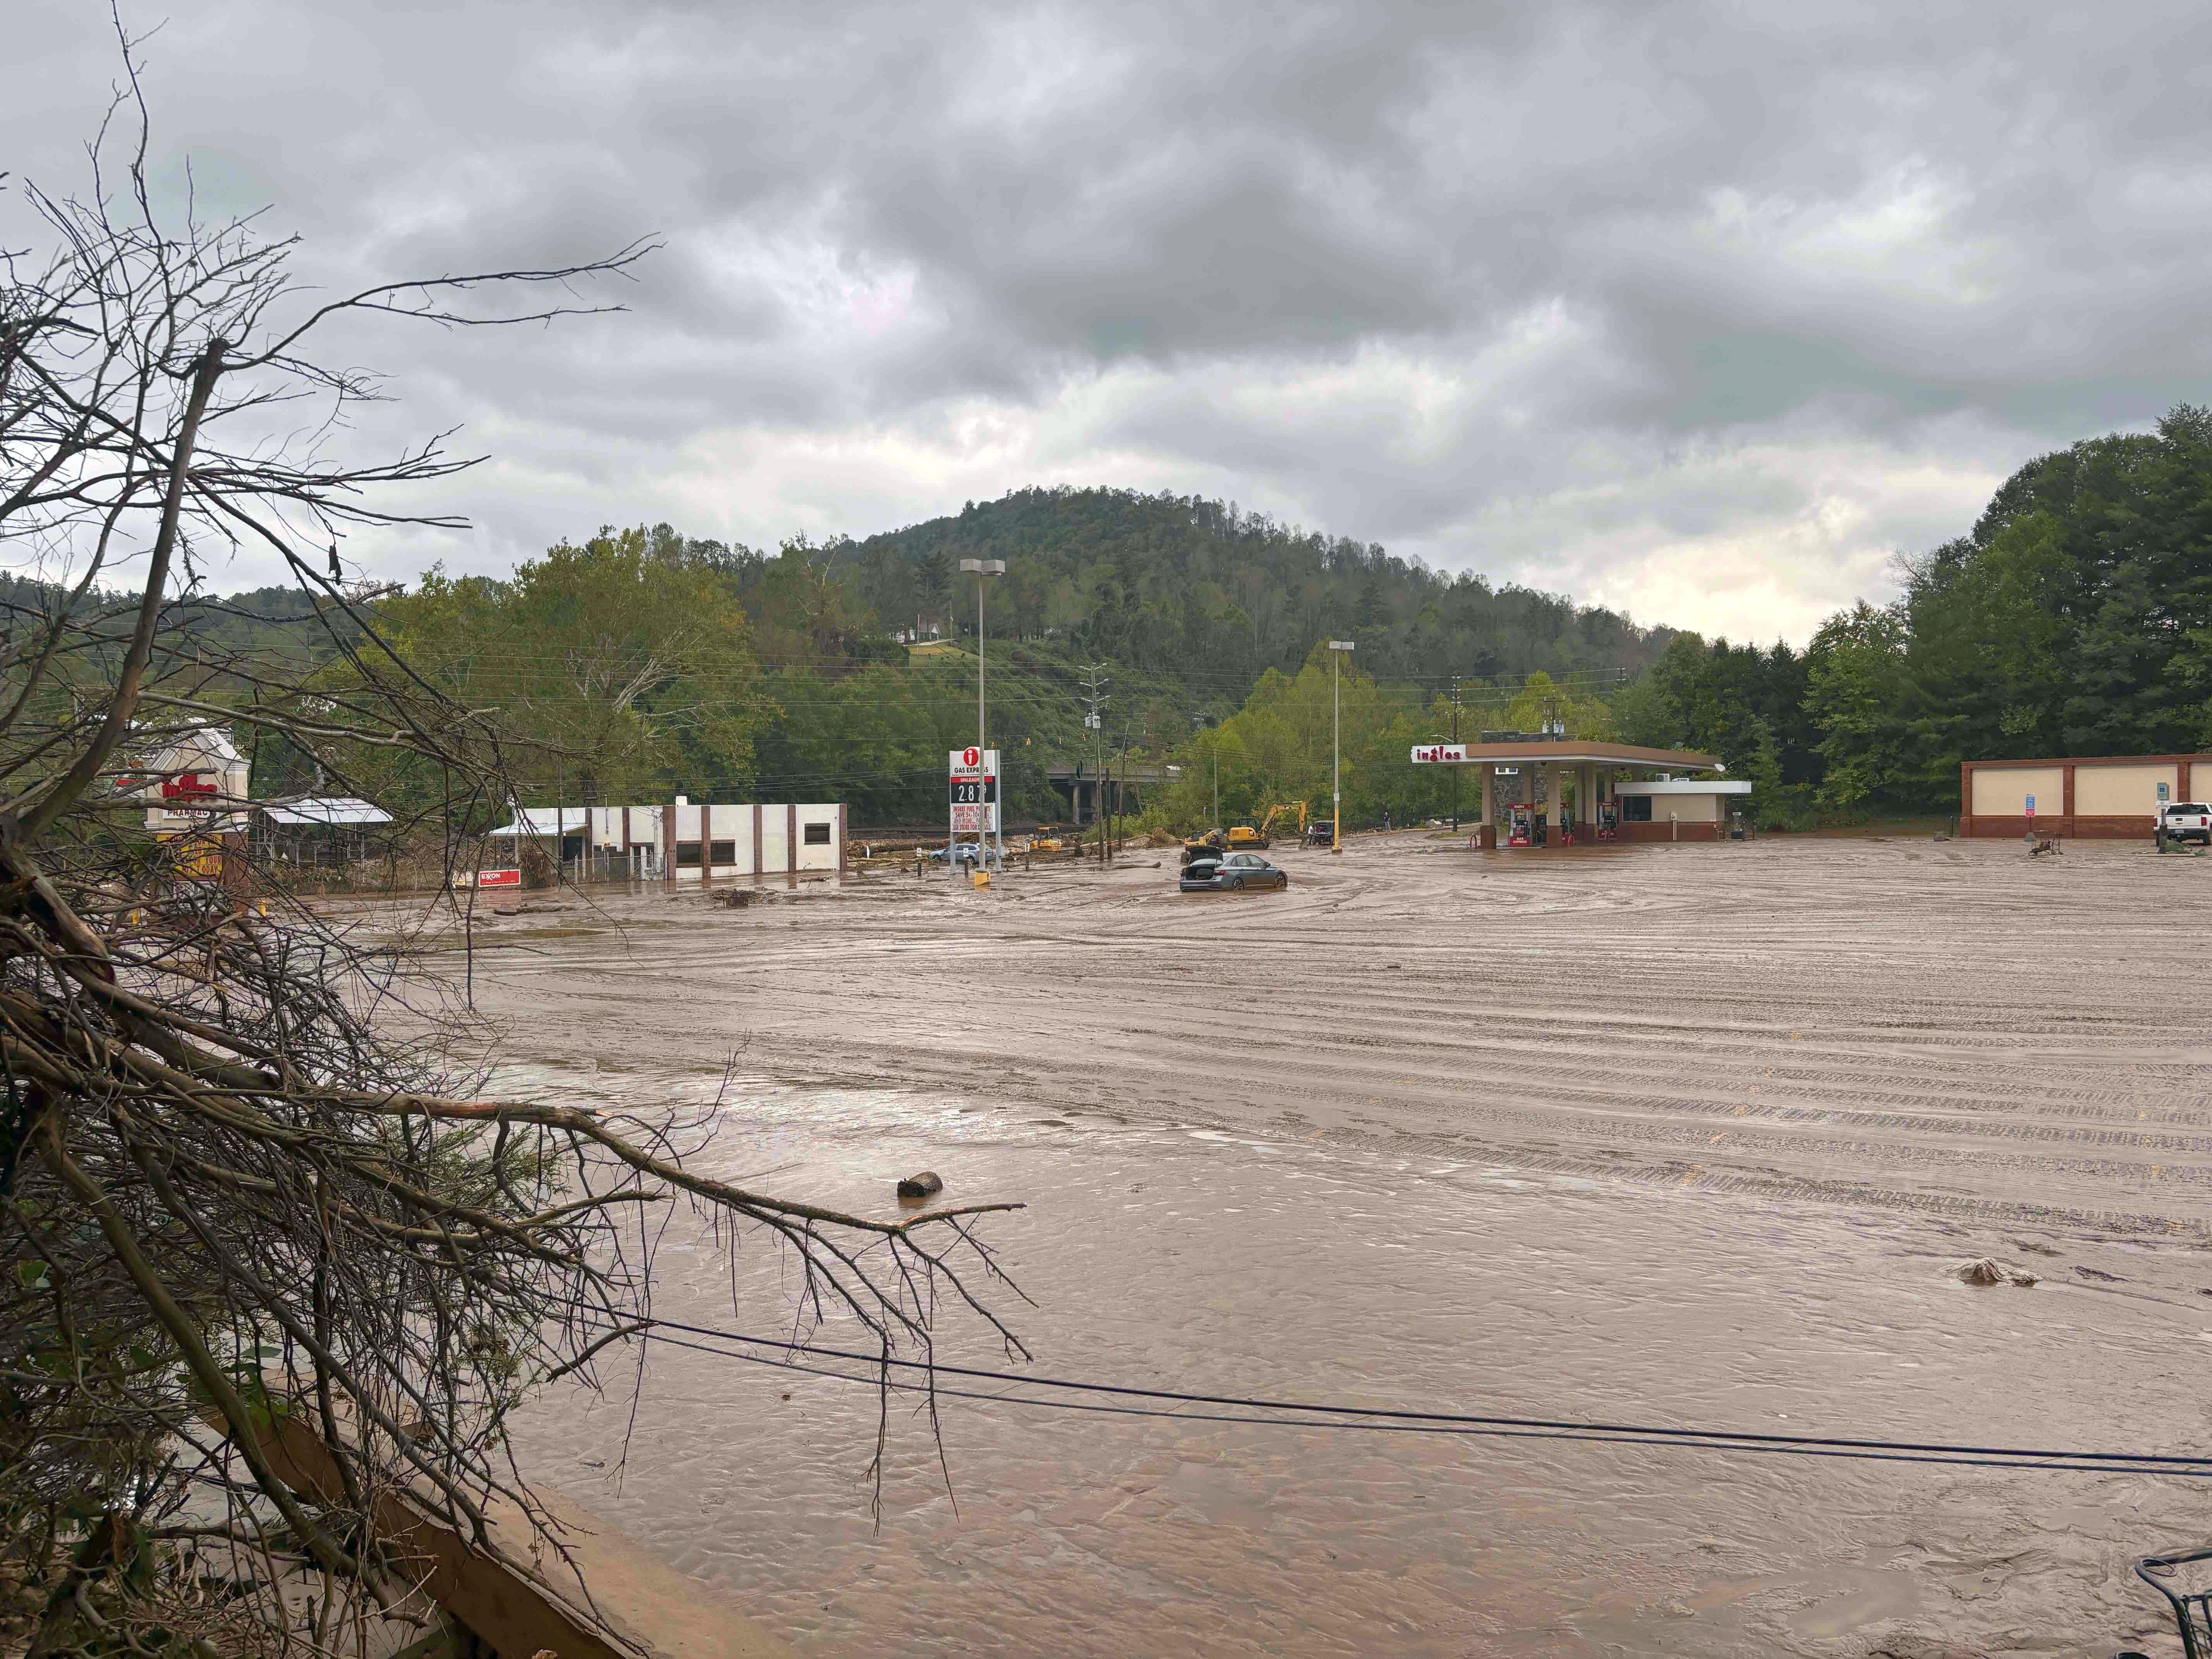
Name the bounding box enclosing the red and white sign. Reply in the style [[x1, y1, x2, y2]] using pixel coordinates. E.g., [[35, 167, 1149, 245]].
[[1410, 744, 1471, 764], [451, 867, 522, 888], [949, 748, 999, 835]]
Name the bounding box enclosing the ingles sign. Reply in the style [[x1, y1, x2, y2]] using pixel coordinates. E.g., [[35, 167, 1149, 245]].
[[1409, 745, 1471, 764]]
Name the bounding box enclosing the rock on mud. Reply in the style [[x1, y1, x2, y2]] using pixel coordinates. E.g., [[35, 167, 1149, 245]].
[[1957, 1257, 2038, 1287], [896, 1171, 944, 1200]]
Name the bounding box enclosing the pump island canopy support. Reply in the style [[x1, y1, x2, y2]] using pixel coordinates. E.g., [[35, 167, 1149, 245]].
[[1409, 738, 1745, 848]]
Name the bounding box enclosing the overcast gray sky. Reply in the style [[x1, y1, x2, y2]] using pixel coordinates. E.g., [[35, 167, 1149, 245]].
[[12, 0, 2211, 642]]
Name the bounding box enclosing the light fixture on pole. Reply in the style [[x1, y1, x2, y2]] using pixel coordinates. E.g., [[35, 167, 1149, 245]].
[[1328, 640, 1355, 854], [959, 558, 1006, 866]]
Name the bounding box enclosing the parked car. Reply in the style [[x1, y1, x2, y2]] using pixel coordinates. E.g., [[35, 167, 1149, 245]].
[[1179, 851, 1290, 892], [924, 842, 985, 866], [2156, 802, 2212, 849]]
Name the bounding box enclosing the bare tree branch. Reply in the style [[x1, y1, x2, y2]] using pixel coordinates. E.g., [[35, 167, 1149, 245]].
[[0, 40, 1024, 1659]]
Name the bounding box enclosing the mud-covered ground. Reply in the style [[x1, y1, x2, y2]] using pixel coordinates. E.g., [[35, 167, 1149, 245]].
[[414, 833, 2212, 1656]]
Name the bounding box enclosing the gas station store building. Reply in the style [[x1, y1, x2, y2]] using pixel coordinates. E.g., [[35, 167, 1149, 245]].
[[1410, 738, 1749, 847]]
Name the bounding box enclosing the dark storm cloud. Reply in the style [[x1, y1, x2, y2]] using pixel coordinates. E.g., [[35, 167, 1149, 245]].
[[10, 0, 2212, 637]]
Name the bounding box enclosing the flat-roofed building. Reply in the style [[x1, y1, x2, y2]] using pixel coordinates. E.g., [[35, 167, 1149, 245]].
[[1960, 754, 2212, 838], [485, 798, 845, 881]]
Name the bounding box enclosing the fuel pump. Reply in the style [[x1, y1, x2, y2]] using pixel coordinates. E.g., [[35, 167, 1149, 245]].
[[1506, 803, 1534, 847], [1596, 803, 1620, 842]]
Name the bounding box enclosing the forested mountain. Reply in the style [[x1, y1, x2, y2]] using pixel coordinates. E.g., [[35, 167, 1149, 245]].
[[534, 491, 1686, 823], [840, 486, 1678, 689], [10, 489, 1678, 827], [31, 415, 2205, 835]]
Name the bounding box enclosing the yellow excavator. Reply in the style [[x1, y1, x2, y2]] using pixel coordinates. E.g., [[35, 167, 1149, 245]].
[[1228, 802, 1307, 850], [1182, 826, 1228, 862], [1262, 801, 1307, 843], [1027, 824, 1072, 854]]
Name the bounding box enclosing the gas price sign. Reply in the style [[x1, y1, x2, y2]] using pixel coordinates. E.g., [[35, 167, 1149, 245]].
[[948, 747, 1000, 834]]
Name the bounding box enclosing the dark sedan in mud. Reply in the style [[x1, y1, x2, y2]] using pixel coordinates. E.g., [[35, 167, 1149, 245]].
[[1179, 852, 1290, 893]]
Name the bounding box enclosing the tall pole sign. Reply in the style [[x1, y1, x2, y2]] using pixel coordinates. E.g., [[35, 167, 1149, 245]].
[[1329, 641, 1355, 854], [959, 558, 1006, 867], [949, 746, 999, 857]]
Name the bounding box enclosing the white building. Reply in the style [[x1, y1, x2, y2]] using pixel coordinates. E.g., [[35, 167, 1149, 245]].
[[1610, 778, 1755, 831], [486, 797, 845, 881]]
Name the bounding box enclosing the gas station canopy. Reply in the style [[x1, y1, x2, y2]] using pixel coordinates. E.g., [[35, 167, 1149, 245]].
[[1410, 738, 1732, 846], [1410, 739, 1723, 771]]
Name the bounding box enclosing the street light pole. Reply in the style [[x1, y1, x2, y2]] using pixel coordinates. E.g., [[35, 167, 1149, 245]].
[[1449, 673, 1461, 832], [1328, 640, 1354, 854], [959, 557, 1006, 866]]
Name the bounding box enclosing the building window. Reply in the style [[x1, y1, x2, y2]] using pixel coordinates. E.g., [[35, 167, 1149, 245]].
[[675, 841, 702, 867], [709, 839, 736, 864], [804, 822, 831, 845], [1623, 796, 1652, 823]]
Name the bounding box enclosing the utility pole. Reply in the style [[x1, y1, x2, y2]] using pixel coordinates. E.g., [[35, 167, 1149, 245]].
[[1112, 725, 1133, 860], [1080, 664, 1109, 866], [1449, 674, 1461, 832], [1328, 640, 1354, 854], [1192, 709, 1216, 828]]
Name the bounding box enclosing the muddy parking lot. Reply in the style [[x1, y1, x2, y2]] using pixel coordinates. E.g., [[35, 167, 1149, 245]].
[[431, 833, 2212, 1656]]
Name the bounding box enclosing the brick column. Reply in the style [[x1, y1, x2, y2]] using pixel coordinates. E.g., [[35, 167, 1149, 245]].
[[838, 802, 848, 873], [661, 802, 675, 887], [2062, 764, 2076, 837], [752, 804, 763, 880], [787, 803, 798, 875], [2183, 759, 2195, 803], [699, 804, 713, 891], [1959, 762, 1972, 837]]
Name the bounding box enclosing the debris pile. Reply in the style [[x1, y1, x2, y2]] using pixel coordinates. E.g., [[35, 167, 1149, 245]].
[[1956, 1257, 2039, 1287]]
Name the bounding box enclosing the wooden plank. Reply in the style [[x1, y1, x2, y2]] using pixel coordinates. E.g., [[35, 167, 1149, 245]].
[[240, 1406, 793, 1659]]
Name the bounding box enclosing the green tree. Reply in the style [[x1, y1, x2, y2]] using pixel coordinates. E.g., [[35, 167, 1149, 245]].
[[1804, 603, 1912, 814], [378, 528, 769, 803], [1504, 669, 1616, 739]]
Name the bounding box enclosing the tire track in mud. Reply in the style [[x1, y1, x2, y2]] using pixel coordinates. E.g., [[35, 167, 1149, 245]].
[[466, 835, 2212, 1244]]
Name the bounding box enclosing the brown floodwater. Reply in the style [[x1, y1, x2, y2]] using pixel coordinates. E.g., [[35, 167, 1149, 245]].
[[427, 834, 2212, 1656]]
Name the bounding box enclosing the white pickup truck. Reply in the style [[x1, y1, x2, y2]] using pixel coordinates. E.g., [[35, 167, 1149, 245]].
[[2155, 801, 2212, 848]]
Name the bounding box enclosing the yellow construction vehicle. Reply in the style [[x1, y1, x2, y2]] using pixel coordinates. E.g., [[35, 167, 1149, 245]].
[[1227, 802, 1307, 851], [1182, 826, 1228, 863], [1259, 801, 1307, 844], [1027, 824, 1071, 854]]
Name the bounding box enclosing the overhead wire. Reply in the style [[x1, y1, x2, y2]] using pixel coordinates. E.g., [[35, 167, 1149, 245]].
[[591, 1316, 2212, 1481]]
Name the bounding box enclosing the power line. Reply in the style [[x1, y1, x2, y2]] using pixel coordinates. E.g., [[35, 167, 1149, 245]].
[[603, 1317, 2212, 1480]]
